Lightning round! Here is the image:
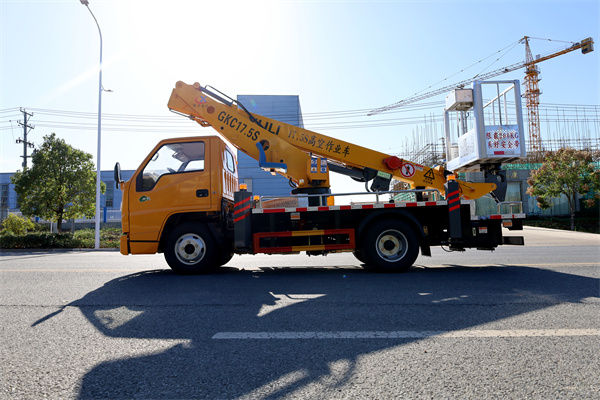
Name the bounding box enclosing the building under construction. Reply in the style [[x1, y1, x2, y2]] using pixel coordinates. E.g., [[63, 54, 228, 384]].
[[391, 101, 600, 217], [394, 102, 600, 165]]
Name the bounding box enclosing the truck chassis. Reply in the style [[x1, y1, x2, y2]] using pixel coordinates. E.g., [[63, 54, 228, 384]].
[[162, 186, 525, 274]]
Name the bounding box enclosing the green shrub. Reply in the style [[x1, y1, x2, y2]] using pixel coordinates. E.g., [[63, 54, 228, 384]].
[[524, 216, 599, 234], [0, 232, 86, 249], [1, 214, 35, 235], [74, 228, 120, 248]]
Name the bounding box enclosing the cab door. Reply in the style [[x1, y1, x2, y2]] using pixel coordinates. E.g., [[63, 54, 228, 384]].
[[128, 140, 212, 245]]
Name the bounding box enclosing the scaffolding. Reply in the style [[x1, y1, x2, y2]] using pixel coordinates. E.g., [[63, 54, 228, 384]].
[[392, 104, 600, 167]]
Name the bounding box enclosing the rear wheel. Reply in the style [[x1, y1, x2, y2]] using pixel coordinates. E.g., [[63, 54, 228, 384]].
[[164, 222, 219, 274], [361, 219, 419, 272]]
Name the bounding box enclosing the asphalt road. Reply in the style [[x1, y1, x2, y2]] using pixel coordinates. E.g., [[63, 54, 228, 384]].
[[1, 227, 598, 399]]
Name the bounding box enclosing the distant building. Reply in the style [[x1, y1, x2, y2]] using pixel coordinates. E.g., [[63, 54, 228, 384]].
[[235, 94, 304, 197]]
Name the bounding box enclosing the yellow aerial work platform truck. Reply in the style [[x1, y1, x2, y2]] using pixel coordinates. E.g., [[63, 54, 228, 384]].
[[115, 80, 525, 274]]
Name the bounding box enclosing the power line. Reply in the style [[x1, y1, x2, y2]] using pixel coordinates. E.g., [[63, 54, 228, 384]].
[[0, 103, 598, 133], [1, 101, 597, 124]]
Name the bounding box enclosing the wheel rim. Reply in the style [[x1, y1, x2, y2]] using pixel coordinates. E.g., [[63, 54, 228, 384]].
[[375, 229, 408, 262], [174, 233, 206, 265]]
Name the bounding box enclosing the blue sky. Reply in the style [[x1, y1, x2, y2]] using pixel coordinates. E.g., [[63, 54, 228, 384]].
[[1, 0, 598, 192]]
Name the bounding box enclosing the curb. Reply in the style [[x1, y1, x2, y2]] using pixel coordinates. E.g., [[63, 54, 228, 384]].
[[522, 225, 600, 236]]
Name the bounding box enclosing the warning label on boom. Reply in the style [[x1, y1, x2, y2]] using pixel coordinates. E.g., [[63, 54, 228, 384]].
[[423, 168, 435, 184], [400, 162, 416, 178]]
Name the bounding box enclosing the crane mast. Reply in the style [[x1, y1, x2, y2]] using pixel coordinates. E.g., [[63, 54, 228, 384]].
[[523, 37, 542, 154]]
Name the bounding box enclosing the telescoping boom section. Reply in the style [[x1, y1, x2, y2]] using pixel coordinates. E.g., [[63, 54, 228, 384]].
[[167, 81, 496, 200]]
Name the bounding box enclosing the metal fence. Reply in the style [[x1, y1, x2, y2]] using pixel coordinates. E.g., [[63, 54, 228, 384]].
[[74, 208, 122, 223], [1, 208, 122, 224]]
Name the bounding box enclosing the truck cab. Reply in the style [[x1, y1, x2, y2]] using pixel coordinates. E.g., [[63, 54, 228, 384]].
[[118, 135, 238, 259]]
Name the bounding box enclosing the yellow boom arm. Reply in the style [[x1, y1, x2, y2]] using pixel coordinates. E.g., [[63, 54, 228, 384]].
[[168, 81, 496, 199]]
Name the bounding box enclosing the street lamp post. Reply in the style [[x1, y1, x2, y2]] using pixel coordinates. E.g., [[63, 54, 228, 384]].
[[80, 0, 102, 249]]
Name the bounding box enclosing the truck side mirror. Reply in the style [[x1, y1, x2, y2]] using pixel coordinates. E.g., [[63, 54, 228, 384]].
[[114, 162, 122, 189]]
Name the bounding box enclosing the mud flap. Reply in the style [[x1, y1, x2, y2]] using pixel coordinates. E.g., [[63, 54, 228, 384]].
[[234, 190, 253, 252], [444, 179, 462, 241]]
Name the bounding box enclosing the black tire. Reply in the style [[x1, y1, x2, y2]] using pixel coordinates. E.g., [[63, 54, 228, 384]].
[[219, 250, 235, 266], [164, 222, 219, 274], [352, 250, 365, 263], [360, 219, 419, 272], [217, 238, 235, 266]]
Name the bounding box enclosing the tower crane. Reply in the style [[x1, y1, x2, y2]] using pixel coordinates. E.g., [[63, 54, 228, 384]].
[[369, 36, 594, 154]]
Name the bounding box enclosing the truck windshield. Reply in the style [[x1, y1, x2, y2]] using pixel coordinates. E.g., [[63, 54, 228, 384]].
[[140, 141, 205, 191]]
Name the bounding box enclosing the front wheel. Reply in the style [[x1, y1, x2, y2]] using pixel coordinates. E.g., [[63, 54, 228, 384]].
[[361, 219, 419, 272], [164, 222, 219, 274]]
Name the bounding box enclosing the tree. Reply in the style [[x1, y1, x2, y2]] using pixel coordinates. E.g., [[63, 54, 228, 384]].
[[527, 147, 600, 231], [11, 133, 105, 231]]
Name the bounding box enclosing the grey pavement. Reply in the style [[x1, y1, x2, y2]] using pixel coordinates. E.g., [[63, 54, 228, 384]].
[[518, 225, 600, 246]]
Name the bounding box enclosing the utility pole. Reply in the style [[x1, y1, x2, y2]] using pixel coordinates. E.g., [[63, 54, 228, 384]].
[[16, 108, 35, 169]]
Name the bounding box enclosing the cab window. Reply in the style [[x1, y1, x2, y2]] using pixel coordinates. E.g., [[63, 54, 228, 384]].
[[224, 149, 236, 173], [138, 141, 205, 191]]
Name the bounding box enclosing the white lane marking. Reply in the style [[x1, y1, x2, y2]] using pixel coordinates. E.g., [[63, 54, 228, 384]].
[[213, 329, 600, 339]]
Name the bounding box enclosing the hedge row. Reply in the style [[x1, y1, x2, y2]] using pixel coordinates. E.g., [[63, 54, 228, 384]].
[[0, 232, 87, 249], [0, 228, 121, 249]]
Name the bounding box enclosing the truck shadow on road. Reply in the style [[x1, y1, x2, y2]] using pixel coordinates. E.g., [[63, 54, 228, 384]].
[[64, 264, 597, 399]]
